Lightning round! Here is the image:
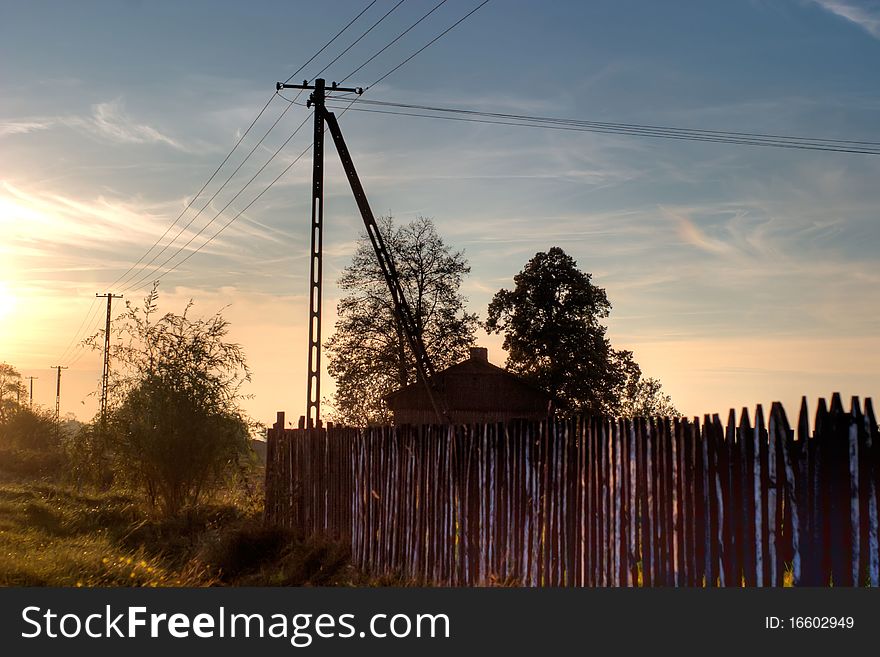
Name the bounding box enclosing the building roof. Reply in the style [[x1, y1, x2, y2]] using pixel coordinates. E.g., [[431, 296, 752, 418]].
[[385, 347, 551, 416]]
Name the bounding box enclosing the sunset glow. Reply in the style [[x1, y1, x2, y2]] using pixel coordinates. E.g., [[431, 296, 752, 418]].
[[0, 282, 15, 322], [0, 1, 877, 423]]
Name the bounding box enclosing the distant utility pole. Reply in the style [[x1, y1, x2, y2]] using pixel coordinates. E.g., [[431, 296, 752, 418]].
[[49, 365, 68, 425], [96, 292, 122, 423], [26, 376, 38, 407]]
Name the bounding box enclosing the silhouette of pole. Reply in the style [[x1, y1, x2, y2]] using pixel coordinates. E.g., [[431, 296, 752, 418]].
[[96, 293, 122, 424], [276, 78, 361, 428], [49, 365, 68, 425], [26, 376, 38, 407]]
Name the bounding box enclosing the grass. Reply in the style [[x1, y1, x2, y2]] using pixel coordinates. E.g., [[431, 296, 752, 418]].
[[0, 455, 355, 587], [1, 449, 800, 588]]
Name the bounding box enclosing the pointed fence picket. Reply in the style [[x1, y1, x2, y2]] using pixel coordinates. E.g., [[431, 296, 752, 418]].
[[264, 395, 880, 586]]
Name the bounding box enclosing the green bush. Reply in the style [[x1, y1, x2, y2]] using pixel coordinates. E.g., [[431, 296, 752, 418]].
[[86, 286, 254, 516], [0, 446, 65, 479], [0, 405, 58, 451]]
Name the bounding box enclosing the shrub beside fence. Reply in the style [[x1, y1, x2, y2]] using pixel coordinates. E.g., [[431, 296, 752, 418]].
[[264, 394, 879, 586]]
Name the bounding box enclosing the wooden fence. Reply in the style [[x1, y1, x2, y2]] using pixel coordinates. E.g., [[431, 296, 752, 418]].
[[264, 394, 879, 586]]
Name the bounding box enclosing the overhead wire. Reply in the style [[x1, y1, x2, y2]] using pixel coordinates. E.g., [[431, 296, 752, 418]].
[[339, 0, 449, 84], [283, 0, 378, 84], [121, 113, 312, 293], [119, 0, 404, 293], [65, 302, 107, 368], [365, 0, 491, 90], [341, 98, 880, 148], [115, 99, 297, 291], [105, 93, 279, 293], [57, 1, 381, 365], [125, 0, 492, 292], [138, 142, 316, 292], [311, 0, 408, 82], [55, 296, 98, 364], [315, 100, 880, 155], [128, 95, 366, 293]]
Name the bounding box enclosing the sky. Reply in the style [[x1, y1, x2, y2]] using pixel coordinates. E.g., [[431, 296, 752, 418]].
[[1, 0, 879, 424]]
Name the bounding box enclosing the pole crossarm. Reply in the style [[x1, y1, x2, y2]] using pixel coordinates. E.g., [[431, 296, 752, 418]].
[[277, 80, 364, 95]]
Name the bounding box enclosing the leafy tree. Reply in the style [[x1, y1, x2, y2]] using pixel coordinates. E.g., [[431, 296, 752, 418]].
[[620, 375, 680, 418], [0, 362, 26, 423], [325, 216, 479, 425], [88, 286, 253, 514], [486, 247, 676, 417], [0, 404, 57, 450]]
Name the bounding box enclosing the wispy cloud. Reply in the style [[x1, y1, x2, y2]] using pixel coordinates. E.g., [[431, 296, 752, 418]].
[[662, 206, 732, 254], [0, 181, 178, 253], [0, 120, 53, 137], [89, 99, 184, 149], [813, 1, 880, 38], [0, 99, 187, 150]]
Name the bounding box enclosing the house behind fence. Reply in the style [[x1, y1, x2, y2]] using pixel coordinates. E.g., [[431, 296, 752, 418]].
[[265, 394, 880, 587], [385, 346, 551, 425]]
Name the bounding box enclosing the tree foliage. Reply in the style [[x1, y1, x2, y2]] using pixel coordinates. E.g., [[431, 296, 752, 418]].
[[619, 376, 679, 418], [0, 404, 57, 451], [89, 287, 253, 514], [325, 216, 479, 425], [486, 247, 677, 417], [0, 362, 26, 424]]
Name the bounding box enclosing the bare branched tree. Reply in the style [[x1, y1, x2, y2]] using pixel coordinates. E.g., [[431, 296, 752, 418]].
[[326, 216, 479, 425]]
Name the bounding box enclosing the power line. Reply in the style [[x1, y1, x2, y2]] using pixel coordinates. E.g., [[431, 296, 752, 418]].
[[76, 0, 491, 310], [111, 0, 382, 292], [284, 0, 379, 84], [67, 292, 112, 368], [366, 0, 491, 90], [141, 0, 497, 289], [340, 0, 449, 84], [108, 94, 279, 292], [62, 299, 106, 367], [61, 95, 279, 364], [116, 99, 297, 291], [118, 0, 398, 293], [122, 0, 491, 296], [311, 0, 408, 82], [341, 98, 880, 147], [116, 0, 380, 291], [55, 296, 98, 364], [138, 142, 316, 292], [56, 4, 383, 364], [124, 0, 484, 293], [122, 114, 312, 293], [315, 100, 880, 155], [128, 92, 383, 294]]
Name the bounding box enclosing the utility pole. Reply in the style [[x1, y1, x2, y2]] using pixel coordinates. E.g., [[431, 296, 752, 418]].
[[96, 293, 122, 423], [26, 376, 38, 407], [305, 77, 326, 430], [276, 78, 446, 424], [278, 79, 360, 429], [49, 365, 68, 425]]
